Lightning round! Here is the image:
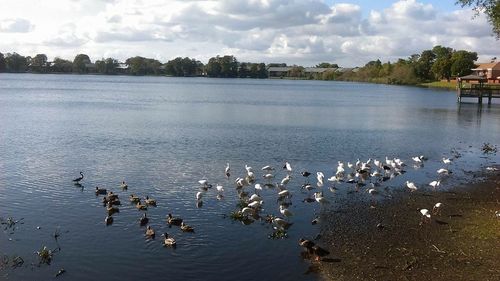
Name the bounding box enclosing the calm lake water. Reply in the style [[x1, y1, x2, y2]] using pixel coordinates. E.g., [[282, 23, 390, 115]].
[[0, 74, 499, 280]]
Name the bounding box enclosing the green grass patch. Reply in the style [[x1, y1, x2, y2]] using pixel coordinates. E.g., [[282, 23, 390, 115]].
[[419, 81, 458, 90]]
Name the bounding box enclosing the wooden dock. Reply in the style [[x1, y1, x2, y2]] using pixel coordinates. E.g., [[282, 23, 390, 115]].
[[457, 75, 500, 104]]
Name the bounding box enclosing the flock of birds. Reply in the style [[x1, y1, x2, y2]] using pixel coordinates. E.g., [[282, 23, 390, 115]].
[[72, 154, 456, 260], [72, 174, 194, 247]]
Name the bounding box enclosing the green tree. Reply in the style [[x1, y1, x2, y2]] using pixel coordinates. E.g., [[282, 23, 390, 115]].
[[51, 57, 73, 73], [316, 62, 339, 68], [31, 54, 48, 73], [206, 55, 238, 78], [73, 54, 91, 74], [457, 0, 500, 38], [415, 50, 435, 81], [450, 50, 478, 77], [125, 56, 162, 75], [5, 52, 28, 72], [431, 45, 453, 81], [0, 52, 6, 72]]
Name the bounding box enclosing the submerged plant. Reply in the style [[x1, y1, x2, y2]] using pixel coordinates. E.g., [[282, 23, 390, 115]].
[[269, 228, 288, 239], [36, 246, 53, 265]]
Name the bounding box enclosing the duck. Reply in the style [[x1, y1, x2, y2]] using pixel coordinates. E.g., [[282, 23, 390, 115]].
[[136, 202, 147, 211], [139, 213, 149, 226], [95, 186, 107, 195], [104, 216, 113, 225], [129, 194, 141, 203], [73, 172, 84, 183], [145, 226, 155, 238], [180, 222, 194, 232], [311, 245, 330, 261], [433, 202, 443, 215], [167, 213, 183, 226], [120, 181, 128, 190], [299, 238, 315, 249], [144, 196, 157, 206], [162, 233, 176, 247], [280, 205, 293, 217], [107, 204, 119, 216], [106, 192, 119, 203]]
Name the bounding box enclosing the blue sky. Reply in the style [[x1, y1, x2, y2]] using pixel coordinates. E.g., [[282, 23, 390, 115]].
[[325, 0, 458, 15], [0, 0, 497, 67]]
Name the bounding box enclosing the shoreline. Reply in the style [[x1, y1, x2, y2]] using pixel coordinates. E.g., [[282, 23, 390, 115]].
[[314, 168, 500, 281]]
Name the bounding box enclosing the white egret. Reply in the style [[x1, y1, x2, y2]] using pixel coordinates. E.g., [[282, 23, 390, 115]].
[[419, 208, 431, 224], [433, 202, 443, 215], [429, 180, 440, 189], [316, 172, 324, 187], [406, 181, 417, 192]]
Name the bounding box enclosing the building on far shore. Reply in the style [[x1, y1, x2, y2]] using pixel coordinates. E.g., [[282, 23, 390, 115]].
[[471, 61, 500, 83]]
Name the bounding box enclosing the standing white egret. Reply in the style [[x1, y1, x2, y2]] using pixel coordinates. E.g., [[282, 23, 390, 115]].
[[254, 183, 263, 194], [437, 168, 450, 175], [261, 165, 274, 172], [263, 173, 274, 182], [406, 181, 418, 192], [216, 184, 224, 194], [283, 162, 292, 173], [281, 175, 291, 185], [419, 209, 431, 224], [316, 172, 324, 187], [245, 164, 253, 173], [429, 180, 440, 189], [433, 202, 443, 215]]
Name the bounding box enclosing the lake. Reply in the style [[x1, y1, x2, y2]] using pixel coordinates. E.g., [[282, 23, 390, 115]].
[[0, 74, 499, 280]]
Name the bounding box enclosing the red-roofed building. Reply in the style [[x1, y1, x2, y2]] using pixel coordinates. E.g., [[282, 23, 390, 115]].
[[471, 61, 500, 83]]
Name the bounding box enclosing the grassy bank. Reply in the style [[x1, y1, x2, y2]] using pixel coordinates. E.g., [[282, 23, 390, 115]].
[[312, 170, 500, 281], [419, 81, 458, 90]]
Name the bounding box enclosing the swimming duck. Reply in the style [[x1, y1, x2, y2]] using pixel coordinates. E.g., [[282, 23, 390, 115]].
[[144, 196, 157, 206], [129, 194, 141, 203], [120, 181, 128, 190], [106, 191, 119, 201], [145, 226, 155, 238], [95, 186, 107, 195], [105, 216, 113, 225], [180, 222, 194, 232], [166, 213, 182, 226], [136, 202, 147, 211], [139, 213, 149, 226], [107, 204, 119, 216], [162, 233, 176, 247]]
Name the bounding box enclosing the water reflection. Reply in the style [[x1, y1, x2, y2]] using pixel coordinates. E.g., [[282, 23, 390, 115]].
[[0, 74, 499, 281]]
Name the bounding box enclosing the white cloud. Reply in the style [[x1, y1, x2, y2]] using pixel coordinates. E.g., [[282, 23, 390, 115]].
[[0, 0, 497, 67], [0, 18, 34, 33]]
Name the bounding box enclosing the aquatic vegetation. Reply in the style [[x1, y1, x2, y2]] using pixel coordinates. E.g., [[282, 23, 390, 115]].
[[0, 255, 24, 269], [482, 143, 497, 154], [268, 228, 288, 239], [36, 246, 53, 265]]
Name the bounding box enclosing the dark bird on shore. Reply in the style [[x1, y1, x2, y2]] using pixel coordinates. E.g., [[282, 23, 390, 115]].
[[299, 238, 330, 261], [73, 172, 84, 183]]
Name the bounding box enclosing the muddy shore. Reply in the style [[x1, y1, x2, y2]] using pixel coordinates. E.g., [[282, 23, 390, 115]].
[[313, 170, 500, 281]]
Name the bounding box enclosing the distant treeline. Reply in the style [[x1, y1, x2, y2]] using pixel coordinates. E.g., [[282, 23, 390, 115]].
[[0, 45, 479, 85], [0, 52, 269, 78]]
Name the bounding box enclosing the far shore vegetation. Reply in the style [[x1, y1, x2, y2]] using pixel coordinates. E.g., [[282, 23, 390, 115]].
[[0, 45, 484, 90]]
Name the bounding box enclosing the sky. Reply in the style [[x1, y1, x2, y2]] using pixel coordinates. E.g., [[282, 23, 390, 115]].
[[0, 0, 498, 67]]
